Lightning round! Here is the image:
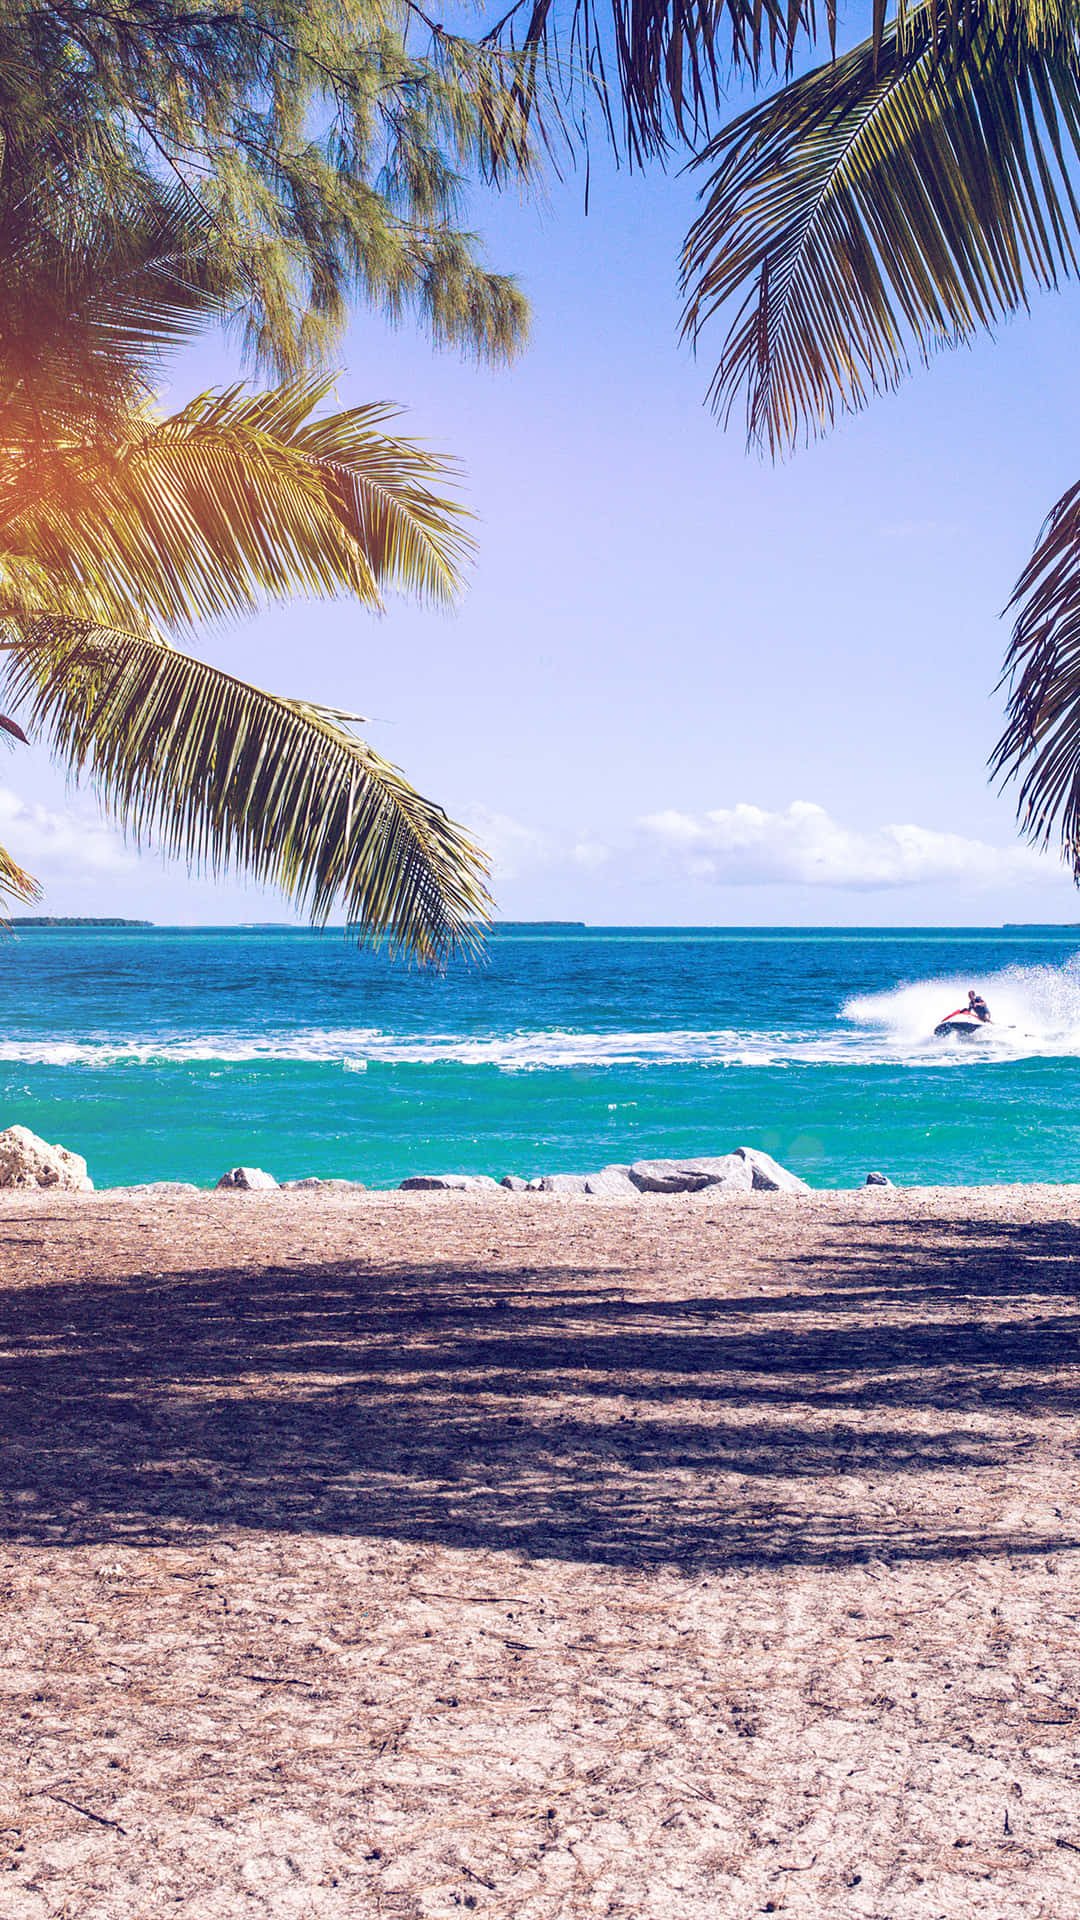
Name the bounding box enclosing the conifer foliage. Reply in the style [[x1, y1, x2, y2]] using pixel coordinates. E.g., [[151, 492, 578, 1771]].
[[2, 0, 538, 370]]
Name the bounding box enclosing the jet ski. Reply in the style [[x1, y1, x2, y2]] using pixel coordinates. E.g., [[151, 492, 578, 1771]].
[[933, 1012, 990, 1040]]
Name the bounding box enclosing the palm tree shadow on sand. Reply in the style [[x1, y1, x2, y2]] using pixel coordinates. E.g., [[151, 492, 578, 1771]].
[[1, 1213, 1078, 1569]]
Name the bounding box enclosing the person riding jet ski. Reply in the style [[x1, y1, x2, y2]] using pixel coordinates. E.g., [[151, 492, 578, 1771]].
[[934, 989, 991, 1038]]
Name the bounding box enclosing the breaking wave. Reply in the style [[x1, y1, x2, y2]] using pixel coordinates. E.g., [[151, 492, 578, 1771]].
[[0, 965, 1078, 1071], [0, 1025, 808, 1069], [3, 959, 1080, 1070]]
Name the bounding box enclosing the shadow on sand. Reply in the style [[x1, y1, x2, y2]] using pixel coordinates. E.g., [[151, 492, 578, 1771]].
[[1, 1212, 1078, 1568]]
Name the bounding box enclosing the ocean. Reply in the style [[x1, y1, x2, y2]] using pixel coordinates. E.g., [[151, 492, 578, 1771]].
[[2, 923, 1080, 1190]]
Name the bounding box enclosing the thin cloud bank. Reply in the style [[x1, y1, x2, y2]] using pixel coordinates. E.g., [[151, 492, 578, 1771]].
[[462, 806, 552, 880], [464, 807, 610, 880], [0, 785, 136, 881], [639, 801, 1060, 891]]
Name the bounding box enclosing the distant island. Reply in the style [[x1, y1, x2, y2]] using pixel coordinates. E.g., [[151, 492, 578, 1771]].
[[1002, 922, 1080, 929], [7, 917, 154, 928], [491, 921, 586, 931]]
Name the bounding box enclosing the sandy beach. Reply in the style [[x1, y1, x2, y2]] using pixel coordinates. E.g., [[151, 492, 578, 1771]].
[[1, 1183, 1079, 1917]]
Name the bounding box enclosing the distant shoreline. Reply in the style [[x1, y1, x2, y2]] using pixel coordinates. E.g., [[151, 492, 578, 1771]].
[[7, 919, 1080, 933], [6, 916, 153, 928]]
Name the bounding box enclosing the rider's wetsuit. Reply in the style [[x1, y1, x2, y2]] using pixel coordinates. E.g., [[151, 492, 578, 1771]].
[[969, 995, 991, 1023]]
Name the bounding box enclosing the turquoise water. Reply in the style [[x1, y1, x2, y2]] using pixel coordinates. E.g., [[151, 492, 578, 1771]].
[[2, 924, 1080, 1188]]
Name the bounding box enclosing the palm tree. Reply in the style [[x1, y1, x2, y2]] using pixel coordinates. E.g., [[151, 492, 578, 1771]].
[[677, 0, 1080, 872], [0, 187, 489, 958]]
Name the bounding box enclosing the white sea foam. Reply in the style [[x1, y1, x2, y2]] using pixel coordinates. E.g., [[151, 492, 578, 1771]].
[[842, 956, 1080, 1062], [0, 1026, 793, 1069], [4, 959, 1080, 1069]]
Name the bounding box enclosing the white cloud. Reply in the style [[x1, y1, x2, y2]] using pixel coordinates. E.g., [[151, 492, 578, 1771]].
[[0, 784, 136, 881], [571, 837, 610, 870], [639, 800, 1060, 891], [464, 807, 612, 880], [462, 806, 552, 879]]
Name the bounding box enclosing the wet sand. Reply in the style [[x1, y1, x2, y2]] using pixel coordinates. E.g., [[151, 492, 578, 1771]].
[[1, 1184, 1079, 1917]]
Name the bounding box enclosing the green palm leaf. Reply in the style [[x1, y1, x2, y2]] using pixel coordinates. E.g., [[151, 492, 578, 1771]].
[[992, 480, 1080, 872], [0, 841, 40, 906], [3, 377, 472, 631], [0, 622, 490, 958], [0, 700, 39, 905], [498, 0, 822, 161], [0, 191, 484, 955], [681, 1, 1080, 451], [0, 177, 234, 435]]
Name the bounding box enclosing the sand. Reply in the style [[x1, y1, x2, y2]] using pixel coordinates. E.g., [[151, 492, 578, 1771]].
[[1, 1182, 1079, 1918]]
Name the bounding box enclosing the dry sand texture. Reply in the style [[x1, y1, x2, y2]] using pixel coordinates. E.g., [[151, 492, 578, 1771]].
[[1, 1184, 1080, 1918]]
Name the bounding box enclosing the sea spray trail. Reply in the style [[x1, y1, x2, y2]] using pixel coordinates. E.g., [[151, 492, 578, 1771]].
[[843, 955, 1080, 1060], [3, 923, 1080, 1186]]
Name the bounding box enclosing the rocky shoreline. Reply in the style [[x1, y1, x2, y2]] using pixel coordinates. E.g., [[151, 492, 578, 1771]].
[[0, 1124, 896, 1196]]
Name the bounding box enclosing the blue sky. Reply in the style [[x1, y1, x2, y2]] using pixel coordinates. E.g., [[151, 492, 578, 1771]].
[[7, 131, 1080, 926]]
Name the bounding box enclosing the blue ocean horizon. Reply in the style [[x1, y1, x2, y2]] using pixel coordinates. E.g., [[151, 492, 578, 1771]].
[[3, 922, 1080, 1189]]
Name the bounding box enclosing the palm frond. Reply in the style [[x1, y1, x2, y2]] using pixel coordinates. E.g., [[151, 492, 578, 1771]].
[[0, 621, 490, 960], [0, 176, 234, 436], [494, 0, 823, 162], [992, 479, 1080, 873], [681, 1, 1080, 451], [0, 842, 40, 905], [3, 376, 472, 631]]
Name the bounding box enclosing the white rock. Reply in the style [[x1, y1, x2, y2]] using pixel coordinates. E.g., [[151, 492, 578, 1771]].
[[526, 1177, 545, 1191], [629, 1155, 751, 1194], [677, 1154, 755, 1191], [627, 1150, 807, 1196], [399, 1174, 499, 1192], [500, 1175, 529, 1191], [732, 1147, 810, 1194], [628, 1159, 703, 1194], [215, 1166, 278, 1191], [538, 1173, 588, 1194], [0, 1124, 93, 1192], [584, 1169, 640, 1197]]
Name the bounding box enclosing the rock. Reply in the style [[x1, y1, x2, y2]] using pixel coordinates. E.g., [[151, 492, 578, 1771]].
[[0, 1124, 93, 1191], [398, 1174, 500, 1192], [627, 1150, 807, 1196], [732, 1147, 810, 1194], [526, 1177, 545, 1191], [629, 1154, 752, 1194], [675, 1155, 755, 1191], [215, 1166, 278, 1191], [281, 1177, 366, 1191], [538, 1173, 589, 1194], [864, 1170, 893, 1187], [628, 1159, 708, 1194], [500, 1175, 529, 1191], [584, 1168, 640, 1197]]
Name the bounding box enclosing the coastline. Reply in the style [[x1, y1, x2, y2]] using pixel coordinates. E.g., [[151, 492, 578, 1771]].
[[8, 924, 1080, 1191], [6, 1175, 1080, 1206]]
